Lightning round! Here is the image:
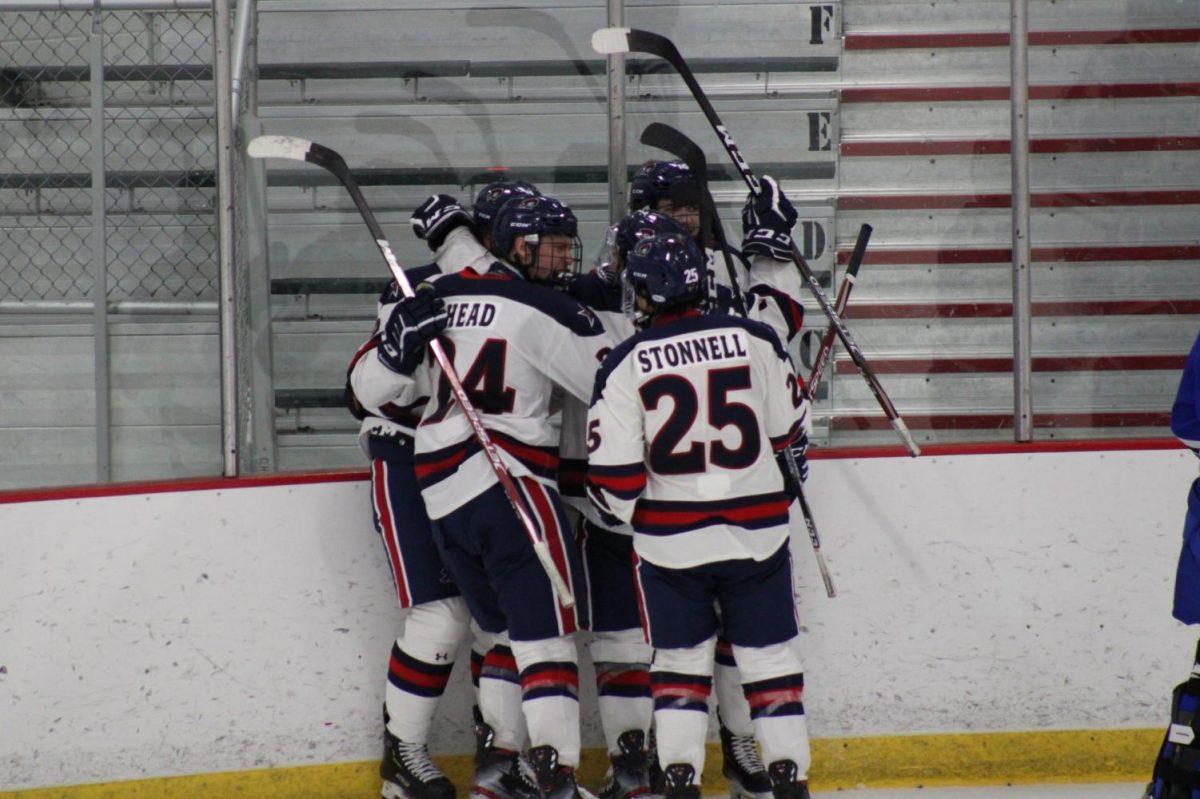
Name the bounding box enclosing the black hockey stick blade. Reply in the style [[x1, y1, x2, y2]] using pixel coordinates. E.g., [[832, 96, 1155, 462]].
[[640, 122, 707, 180], [846, 224, 873, 278]]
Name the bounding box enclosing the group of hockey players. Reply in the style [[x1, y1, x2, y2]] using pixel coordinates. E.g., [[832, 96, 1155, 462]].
[[346, 159, 816, 799]]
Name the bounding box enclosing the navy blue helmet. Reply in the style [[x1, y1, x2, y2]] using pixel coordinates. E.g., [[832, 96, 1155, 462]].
[[628, 160, 696, 212], [491, 195, 581, 277], [622, 233, 708, 327], [615, 210, 692, 263], [594, 210, 692, 282], [473, 180, 540, 231]]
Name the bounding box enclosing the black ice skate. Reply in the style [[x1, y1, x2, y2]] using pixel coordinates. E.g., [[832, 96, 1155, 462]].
[[660, 763, 700, 799], [766, 760, 810, 799], [529, 744, 586, 799], [470, 721, 540, 799], [719, 717, 772, 799], [381, 725, 456, 799], [598, 730, 652, 799]]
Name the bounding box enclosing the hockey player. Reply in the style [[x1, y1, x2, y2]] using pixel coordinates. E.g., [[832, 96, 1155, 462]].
[[627, 166, 808, 799], [628, 159, 749, 296], [347, 179, 545, 799], [392, 194, 626, 799], [553, 213, 700, 799], [1144, 327, 1200, 798], [629, 159, 808, 347], [410, 180, 542, 274], [559, 206, 806, 796], [586, 233, 813, 799]]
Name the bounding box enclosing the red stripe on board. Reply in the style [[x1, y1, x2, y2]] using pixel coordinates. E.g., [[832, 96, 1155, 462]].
[[840, 83, 1200, 103], [0, 468, 368, 506], [840, 136, 1200, 157], [838, 190, 1200, 211], [832, 354, 1188, 375], [844, 28, 1200, 50], [843, 300, 1200, 319], [836, 245, 1200, 265], [808, 437, 1184, 460], [831, 412, 1172, 432]]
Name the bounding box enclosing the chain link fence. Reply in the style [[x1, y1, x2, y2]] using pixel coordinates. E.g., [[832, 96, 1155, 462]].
[[1, 7, 218, 305]]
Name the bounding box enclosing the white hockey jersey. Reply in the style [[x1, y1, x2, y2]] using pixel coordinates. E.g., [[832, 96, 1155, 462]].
[[408, 262, 622, 519], [346, 229, 496, 453], [347, 264, 441, 454], [586, 311, 811, 569], [558, 261, 807, 536]]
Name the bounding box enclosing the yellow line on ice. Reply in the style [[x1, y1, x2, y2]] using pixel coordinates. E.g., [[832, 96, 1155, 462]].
[[2, 728, 1160, 798]]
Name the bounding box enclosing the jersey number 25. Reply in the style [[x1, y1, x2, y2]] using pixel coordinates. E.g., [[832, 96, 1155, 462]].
[[638, 365, 760, 474]]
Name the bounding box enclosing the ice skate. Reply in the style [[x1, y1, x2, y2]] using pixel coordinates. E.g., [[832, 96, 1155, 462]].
[[766, 760, 810, 799], [598, 730, 652, 799], [719, 719, 772, 799], [529, 744, 586, 799], [471, 721, 539, 799], [381, 726, 456, 799], [660, 763, 700, 799]]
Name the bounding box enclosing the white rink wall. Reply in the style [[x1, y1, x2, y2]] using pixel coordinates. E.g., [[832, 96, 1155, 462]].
[[2, 447, 1196, 790]]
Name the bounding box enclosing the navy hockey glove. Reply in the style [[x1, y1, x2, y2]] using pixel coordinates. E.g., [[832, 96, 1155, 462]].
[[378, 283, 447, 375], [776, 430, 809, 498], [410, 194, 472, 251], [741, 175, 798, 262]]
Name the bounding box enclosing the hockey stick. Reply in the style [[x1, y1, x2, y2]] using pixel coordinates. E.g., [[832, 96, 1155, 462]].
[[807, 224, 872, 398], [639, 121, 835, 598], [247, 135, 576, 609], [593, 28, 920, 458], [639, 121, 748, 318]]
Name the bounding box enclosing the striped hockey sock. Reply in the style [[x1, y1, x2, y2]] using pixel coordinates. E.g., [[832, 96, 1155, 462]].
[[513, 636, 582, 768], [384, 641, 454, 744], [479, 643, 527, 751], [742, 673, 810, 778], [595, 660, 652, 754], [651, 670, 713, 776]]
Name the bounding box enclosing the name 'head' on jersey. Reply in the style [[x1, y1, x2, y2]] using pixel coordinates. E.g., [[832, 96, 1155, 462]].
[[622, 232, 709, 329], [490, 194, 582, 285]]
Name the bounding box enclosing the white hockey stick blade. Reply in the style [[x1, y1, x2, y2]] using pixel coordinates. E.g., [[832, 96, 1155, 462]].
[[247, 135, 313, 162], [591, 27, 631, 54]]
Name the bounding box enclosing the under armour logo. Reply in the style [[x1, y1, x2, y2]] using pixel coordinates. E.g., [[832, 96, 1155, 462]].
[[435, 653, 449, 662]]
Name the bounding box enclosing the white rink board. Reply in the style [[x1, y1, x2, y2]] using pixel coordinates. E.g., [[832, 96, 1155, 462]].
[[2, 448, 1197, 789]]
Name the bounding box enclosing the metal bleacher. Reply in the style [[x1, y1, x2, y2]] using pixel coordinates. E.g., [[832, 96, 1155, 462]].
[[260, 0, 1200, 467], [833, 0, 1200, 441], [4, 0, 1197, 487], [256, 1, 843, 468]]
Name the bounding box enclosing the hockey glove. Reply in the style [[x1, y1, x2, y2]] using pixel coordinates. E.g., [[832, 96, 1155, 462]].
[[410, 194, 472, 251], [378, 282, 447, 375], [741, 175, 798, 262], [776, 430, 809, 498]]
